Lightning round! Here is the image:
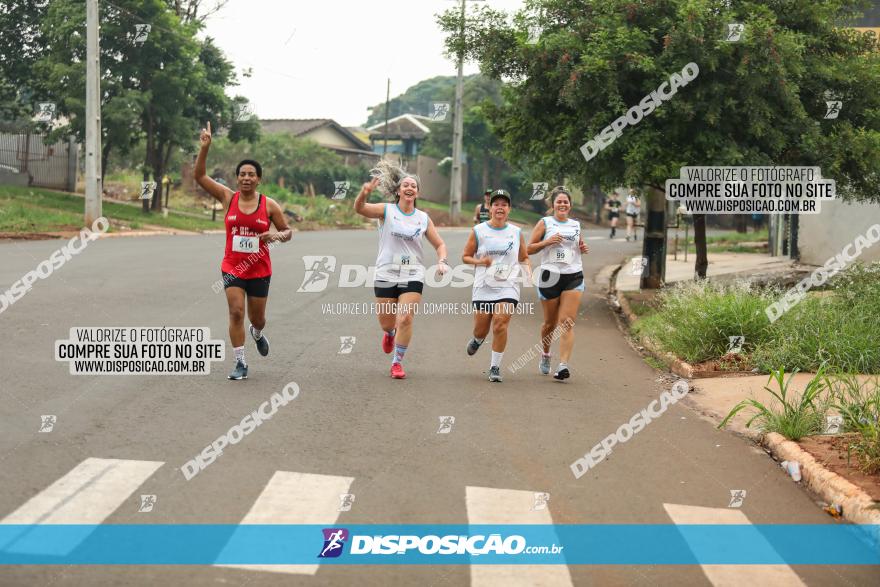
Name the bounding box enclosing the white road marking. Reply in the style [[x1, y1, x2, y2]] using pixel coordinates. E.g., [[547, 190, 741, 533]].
[[0, 457, 163, 555], [218, 471, 354, 575], [663, 503, 805, 586], [466, 486, 573, 587]]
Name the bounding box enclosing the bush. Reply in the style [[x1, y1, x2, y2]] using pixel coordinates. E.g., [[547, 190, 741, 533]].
[[633, 280, 776, 364], [830, 373, 880, 474]]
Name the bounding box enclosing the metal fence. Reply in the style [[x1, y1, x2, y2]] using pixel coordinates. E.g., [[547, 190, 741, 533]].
[[0, 133, 78, 191]]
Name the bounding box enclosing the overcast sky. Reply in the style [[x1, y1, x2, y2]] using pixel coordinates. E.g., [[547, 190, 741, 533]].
[[204, 0, 525, 127]]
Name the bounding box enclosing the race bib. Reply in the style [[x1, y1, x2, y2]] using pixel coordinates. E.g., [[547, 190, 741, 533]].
[[392, 253, 415, 266], [232, 235, 259, 253], [551, 247, 574, 264], [487, 263, 513, 284]]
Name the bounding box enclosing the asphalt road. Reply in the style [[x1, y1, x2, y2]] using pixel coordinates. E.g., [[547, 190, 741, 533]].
[[0, 225, 876, 586]]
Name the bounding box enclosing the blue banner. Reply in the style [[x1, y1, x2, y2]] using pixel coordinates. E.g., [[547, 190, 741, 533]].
[[0, 524, 877, 565]]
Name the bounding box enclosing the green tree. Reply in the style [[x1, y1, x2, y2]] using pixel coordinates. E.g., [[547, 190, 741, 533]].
[[0, 1, 49, 126], [439, 0, 880, 284]]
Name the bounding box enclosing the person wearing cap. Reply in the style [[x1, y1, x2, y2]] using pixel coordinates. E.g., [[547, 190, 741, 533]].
[[462, 189, 530, 382], [474, 189, 492, 224]]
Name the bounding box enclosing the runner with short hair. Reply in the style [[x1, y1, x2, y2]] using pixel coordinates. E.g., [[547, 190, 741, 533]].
[[527, 187, 589, 380], [194, 122, 292, 380], [462, 189, 530, 382], [354, 159, 448, 379]]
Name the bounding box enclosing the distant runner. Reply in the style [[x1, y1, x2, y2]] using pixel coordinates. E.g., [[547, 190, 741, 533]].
[[474, 188, 492, 224], [625, 189, 641, 242], [354, 160, 448, 379], [527, 187, 589, 381], [605, 193, 621, 239], [194, 121, 292, 380], [462, 189, 530, 382]]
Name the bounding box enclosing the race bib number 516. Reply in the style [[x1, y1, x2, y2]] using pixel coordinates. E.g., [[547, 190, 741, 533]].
[[232, 235, 259, 253]]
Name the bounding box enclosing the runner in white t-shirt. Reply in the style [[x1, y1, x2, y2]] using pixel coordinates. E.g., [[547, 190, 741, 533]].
[[462, 190, 530, 382], [526, 187, 589, 381], [354, 162, 448, 380], [625, 189, 641, 242]]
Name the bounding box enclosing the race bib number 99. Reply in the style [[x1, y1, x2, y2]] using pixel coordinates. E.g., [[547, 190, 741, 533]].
[[232, 235, 259, 253], [552, 248, 574, 264]]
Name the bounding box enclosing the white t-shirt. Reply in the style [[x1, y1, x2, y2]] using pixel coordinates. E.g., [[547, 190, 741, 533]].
[[539, 216, 582, 275], [375, 203, 429, 283], [472, 222, 522, 302], [626, 195, 640, 215]]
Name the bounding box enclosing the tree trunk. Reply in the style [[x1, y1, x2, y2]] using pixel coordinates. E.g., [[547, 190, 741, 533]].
[[594, 186, 604, 225], [151, 138, 163, 211], [734, 214, 747, 233], [693, 214, 708, 279], [100, 141, 112, 183], [143, 111, 154, 213], [481, 156, 489, 193], [640, 186, 667, 289]]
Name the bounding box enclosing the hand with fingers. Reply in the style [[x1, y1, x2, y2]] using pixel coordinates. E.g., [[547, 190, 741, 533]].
[[545, 233, 563, 247], [200, 121, 212, 148], [579, 242, 589, 254], [361, 177, 380, 195]]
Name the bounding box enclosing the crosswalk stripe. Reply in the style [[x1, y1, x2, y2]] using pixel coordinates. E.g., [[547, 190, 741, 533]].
[[466, 486, 573, 587], [0, 457, 163, 555], [663, 503, 805, 586], [218, 471, 354, 575]]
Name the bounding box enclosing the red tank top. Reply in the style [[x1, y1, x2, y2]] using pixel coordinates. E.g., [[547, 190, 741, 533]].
[[221, 192, 272, 278]]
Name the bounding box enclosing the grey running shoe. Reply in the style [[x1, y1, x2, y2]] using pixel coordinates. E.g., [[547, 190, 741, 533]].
[[250, 325, 269, 357], [489, 366, 503, 382], [466, 338, 483, 356], [553, 366, 570, 381], [540, 355, 551, 375], [228, 360, 248, 380]]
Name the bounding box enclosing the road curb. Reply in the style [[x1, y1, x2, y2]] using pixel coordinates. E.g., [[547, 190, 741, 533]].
[[762, 432, 880, 529], [605, 262, 880, 529]]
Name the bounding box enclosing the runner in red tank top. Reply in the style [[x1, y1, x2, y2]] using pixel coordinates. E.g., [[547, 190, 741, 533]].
[[195, 122, 292, 380]]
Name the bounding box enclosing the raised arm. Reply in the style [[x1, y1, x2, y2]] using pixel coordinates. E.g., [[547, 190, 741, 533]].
[[353, 178, 386, 219], [194, 121, 234, 206]]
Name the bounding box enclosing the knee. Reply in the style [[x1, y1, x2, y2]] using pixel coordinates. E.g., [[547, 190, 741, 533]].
[[492, 319, 510, 336], [397, 312, 414, 328], [228, 306, 245, 324], [559, 316, 576, 331]]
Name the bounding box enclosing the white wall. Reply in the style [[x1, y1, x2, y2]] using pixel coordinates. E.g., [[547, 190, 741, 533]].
[[798, 199, 880, 265]]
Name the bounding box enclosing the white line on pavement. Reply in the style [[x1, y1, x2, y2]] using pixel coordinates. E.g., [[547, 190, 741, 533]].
[[217, 471, 354, 575], [0, 457, 163, 555], [466, 486, 573, 587], [663, 503, 805, 586]]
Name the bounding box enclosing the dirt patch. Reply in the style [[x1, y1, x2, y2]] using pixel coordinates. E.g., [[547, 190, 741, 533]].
[[798, 434, 880, 501], [690, 353, 755, 376]]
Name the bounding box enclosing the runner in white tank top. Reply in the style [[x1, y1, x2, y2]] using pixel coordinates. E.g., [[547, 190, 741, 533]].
[[354, 163, 449, 380], [624, 189, 641, 242], [527, 187, 589, 381], [462, 190, 531, 382]]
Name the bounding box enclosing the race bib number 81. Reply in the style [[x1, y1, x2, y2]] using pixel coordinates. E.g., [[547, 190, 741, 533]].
[[232, 235, 259, 253]]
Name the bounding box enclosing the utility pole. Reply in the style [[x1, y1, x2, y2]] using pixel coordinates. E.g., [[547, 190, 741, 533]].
[[383, 78, 390, 157], [449, 0, 468, 224], [84, 0, 102, 226]]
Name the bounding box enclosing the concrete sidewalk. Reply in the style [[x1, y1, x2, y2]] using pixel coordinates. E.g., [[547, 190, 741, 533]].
[[616, 253, 796, 292]]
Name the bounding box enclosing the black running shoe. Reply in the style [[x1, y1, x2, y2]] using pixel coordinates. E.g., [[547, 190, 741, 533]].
[[489, 366, 503, 382], [228, 360, 248, 380], [553, 367, 570, 381], [250, 325, 269, 357], [467, 338, 483, 356]]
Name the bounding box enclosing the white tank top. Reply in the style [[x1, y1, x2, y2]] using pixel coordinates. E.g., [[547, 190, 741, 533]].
[[375, 203, 430, 283], [626, 195, 639, 215], [539, 216, 582, 275], [472, 222, 522, 301]]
